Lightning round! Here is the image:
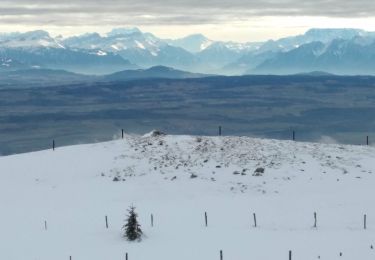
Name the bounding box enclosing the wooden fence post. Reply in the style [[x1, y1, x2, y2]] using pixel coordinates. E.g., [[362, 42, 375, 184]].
[[151, 214, 154, 227], [292, 131, 295, 141], [126, 252, 128, 260], [364, 214, 367, 230], [205, 212, 208, 227], [105, 215, 108, 229], [219, 126, 222, 136], [220, 250, 223, 260], [314, 212, 317, 228], [53, 140, 55, 151], [253, 213, 257, 227], [289, 250, 292, 260], [367, 136, 369, 146], [44, 220, 47, 230], [122, 129, 124, 139]]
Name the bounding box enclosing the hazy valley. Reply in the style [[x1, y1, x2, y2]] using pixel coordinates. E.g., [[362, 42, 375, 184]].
[[1, 73, 375, 155]]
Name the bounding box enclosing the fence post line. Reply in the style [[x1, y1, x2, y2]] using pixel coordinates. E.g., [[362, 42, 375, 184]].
[[253, 213, 257, 227], [205, 212, 208, 227]]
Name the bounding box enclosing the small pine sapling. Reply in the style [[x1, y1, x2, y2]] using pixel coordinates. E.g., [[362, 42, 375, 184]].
[[123, 206, 143, 241]]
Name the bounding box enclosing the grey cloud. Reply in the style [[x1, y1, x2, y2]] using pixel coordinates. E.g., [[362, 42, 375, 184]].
[[0, 0, 374, 26]]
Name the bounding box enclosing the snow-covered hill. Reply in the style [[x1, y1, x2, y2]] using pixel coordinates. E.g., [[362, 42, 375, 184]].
[[1, 132, 375, 260]]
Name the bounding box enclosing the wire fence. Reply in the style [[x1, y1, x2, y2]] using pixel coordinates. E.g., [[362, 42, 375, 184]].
[[38, 209, 372, 260], [48, 127, 373, 152]]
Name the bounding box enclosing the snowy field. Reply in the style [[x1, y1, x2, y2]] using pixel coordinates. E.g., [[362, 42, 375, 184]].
[[1, 132, 375, 260]]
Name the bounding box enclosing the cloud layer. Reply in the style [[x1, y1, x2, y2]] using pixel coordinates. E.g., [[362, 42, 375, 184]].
[[1, 0, 374, 26]]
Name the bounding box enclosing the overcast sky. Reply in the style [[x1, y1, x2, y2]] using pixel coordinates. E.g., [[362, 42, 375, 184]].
[[1, 0, 375, 41]]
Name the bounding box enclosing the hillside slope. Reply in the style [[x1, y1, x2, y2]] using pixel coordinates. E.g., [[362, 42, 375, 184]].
[[1, 133, 375, 260]]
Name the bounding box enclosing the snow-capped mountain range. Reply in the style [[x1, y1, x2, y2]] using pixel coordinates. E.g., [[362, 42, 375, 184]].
[[1, 28, 375, 75]]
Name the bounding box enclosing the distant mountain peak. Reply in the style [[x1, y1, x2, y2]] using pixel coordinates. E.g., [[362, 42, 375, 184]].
[[20, 30, 51, 38], [107, 27, 141, 37], [167, 33, 213, 53], [81, 32, 101, 38], [304, 28, 365, 38], [306, 28, 364, 33], [296, 71, 335, 76], [106, 65, 207, 81], [146, 65, 175, 72], [182, 34, 209, 41], [0, 30, 64, 49]]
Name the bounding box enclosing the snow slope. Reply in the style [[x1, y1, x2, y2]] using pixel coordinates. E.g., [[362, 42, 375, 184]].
[[1, 132, 375, 260]]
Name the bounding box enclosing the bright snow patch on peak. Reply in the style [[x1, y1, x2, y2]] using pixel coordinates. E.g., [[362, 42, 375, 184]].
[[96, 50, 107, 56], [200, 40, 213, 50], [135, 40, 146, 49], [111, 44, 119, 50]]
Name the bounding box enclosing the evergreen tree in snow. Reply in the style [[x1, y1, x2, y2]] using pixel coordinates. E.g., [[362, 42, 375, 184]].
[[123, 206, 142, 241]]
